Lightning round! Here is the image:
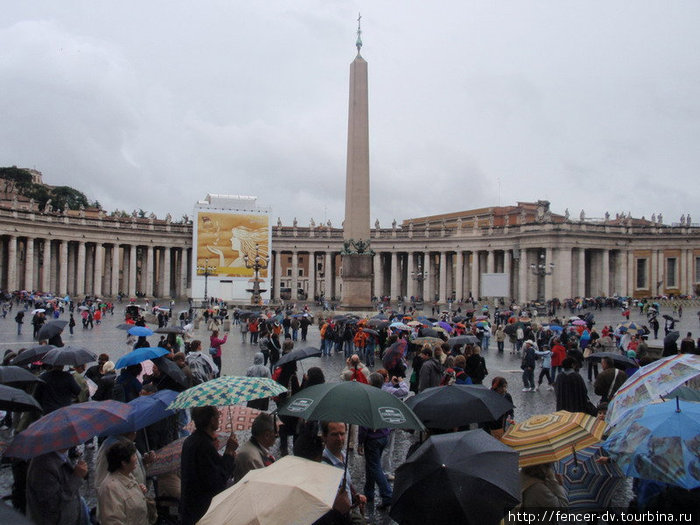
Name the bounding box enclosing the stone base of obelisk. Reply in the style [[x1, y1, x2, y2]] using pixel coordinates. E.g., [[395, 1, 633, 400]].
[[339, 254, 374, 311]]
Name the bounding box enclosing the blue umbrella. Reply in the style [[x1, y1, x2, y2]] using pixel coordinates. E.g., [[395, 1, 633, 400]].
[[128, 326, 154, 337], [547, 325, 564, 332], [115, 347, 169, 369], [99, 389, 178, 436], [602, 398, 700, 489]]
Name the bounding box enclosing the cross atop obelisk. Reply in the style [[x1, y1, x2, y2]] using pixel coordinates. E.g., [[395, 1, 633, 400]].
[[340, 15, 373, 309]]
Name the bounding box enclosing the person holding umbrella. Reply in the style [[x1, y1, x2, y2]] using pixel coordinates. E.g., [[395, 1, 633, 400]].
[[520, 463, 569, 519], [34, 365, 82, 414], [594, 357, 627, 403]]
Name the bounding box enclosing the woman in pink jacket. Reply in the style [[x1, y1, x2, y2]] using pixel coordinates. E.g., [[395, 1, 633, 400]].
[[209, 330, 228, 377]]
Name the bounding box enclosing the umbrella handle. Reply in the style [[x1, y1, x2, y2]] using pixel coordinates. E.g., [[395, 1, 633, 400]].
[[342, 425, 351, 489]]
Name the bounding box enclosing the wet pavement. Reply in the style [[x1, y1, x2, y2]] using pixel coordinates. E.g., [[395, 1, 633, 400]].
[[0, 300, 698, 523]]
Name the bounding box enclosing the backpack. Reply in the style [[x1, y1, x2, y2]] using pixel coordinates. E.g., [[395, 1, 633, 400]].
[[349, 367, 368, 384], [186, 353, 214, 385]]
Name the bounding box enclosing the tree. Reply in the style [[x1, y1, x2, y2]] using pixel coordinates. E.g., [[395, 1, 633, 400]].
[[50, 186, 90, 211]]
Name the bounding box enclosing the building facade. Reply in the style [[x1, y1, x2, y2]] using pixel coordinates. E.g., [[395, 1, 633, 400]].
[[1, 197, 698, 303]]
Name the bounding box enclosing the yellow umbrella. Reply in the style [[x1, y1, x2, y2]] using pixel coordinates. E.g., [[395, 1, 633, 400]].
[[198, 456, 343, 525], [501, 411, 606, 467]]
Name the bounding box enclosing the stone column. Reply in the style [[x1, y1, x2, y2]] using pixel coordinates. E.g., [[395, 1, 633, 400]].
[[128, 246, 137, 297], [24, 237, 34, 291], [617, 250, 628, 297], [518, 249, 528, 303], [307, 252, 316, 300], [273, 251, 282, 300], [601, 249, 610, 296], [406, 252, 415, 300], [162, 247, 171, 298], [503, 250, 512, 298], [373, 253, 383, 298], [470, 251, 480, 298], [486, 250, 495, 273], [424, 253, 433, 303], [111, 245, 120, 296], [438, 251, 447, 304], [76, 241, 86, 296], [324, 252, 333, 298], [650, 249, 658, 295], [7, 235, 17, 291], [390, 251, 399, 301], [179, 248, 189, 298], [577, 248, 586, 297], [145, 246, 154, 296], [58, 240, 68, 296], [41, 239, 51, 292], [291, 251, 299, 300], [454, 251, 463, 301], [556, 248, 572, 300], [544, 247, 554, 300], [93, 243, 104, 297]]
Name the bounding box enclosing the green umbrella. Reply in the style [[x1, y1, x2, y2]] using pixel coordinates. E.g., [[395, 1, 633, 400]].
[[277, 381, 425, 431], [168, 376, 287, 410]]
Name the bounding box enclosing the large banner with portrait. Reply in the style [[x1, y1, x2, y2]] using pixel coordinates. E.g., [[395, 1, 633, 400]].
[[195, 211, 270, 278]]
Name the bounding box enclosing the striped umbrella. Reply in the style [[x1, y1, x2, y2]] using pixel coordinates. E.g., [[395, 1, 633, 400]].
[[501, 411, 606, 467], [167, 376, 287, 410], [606, 354, 700, 427], [554, 444, 624, 509]]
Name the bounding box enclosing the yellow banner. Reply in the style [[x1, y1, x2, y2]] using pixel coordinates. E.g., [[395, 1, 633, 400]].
[[196, 212, 269, 277]]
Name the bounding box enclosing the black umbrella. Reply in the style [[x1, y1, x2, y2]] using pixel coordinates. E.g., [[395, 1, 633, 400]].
[[0, 366, 44, 386], [390, 429, 520, 525], [116, 323, 135, 330], [589, 352, 638, 368], [10, 345, 55, 366], [237, 310, 257, 319], [448, 335, 479, 347], [0, 384, 43, 412], [275, 346, 322, 368], [452, 316, 467, 322], [152, 356, 188, 388], [664, 331, 680, 344], [155, 326, 186, 334], [361, 328, 379, 336], [366, 318, 389, 328], [36, 320, 68, 340], [662, 314, 675, 321], [371, 313, 389, 320], [405, 384, 514, 429], [41, 346, 97, 367], [503, 324, 518, 336], [420, 327, 439, 338]]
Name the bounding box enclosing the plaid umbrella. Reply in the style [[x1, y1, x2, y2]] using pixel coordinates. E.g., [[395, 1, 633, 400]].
[[5, 400, 131, 459], [168, 376, 287, 410], [554, 444, 624, 509], [184, 405, 263, 434], [501, 411, 606, 467], [606, 354, 700, 427]]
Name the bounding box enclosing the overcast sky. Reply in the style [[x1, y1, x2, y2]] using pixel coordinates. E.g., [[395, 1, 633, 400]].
[[2, 1, 699, 227]]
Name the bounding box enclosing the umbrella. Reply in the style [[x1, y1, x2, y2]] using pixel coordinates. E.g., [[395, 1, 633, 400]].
[[99, 389, 179, 436], [554, 444, 625, 509], [152, 356, 188, 388], [503, 324, 518, 336], [406, 384, 514, 429], [662, 314, 676, 321], [36, 320, 68, 340], [116, 322, 135, 330], [184, 405, 263, 434], [412, 337, 443, 346], [146, 432, 230, 477], [391, 430, 520, 525], [406, 321, 423, 327], [78, 306, 90, 311], [0, 384, 43, 412], [168, 376, 287, 410], [546, 325, 564, 332], [115, 347, 170, 369], [5, 400, 131, 459], [447, 335, 480, 347], [390, 322, 410, 331], [664, 331, 680, 344], [666, 385, 700, 402], [437, 321, 453, 332], [278, 381, 425, 431], [275, 346, 322, 368], [588, 352, 638, 369], [501, 411, 606, 467], [10, 345, 55, 366], [0, 366, 44, 386], [30, 308, 46, 315], [155, 326, 186, 334], [606, 354, 700, 426], [128, 326, 154, 337], [361, 328, 379, 336], [198, 456, 344, 525], [41, 346, 97, 367], [572, 319, 587, 326], [433, 326, 449, 335], [420, 327, 440, 338], [569, 316, 582, 321], [602, 398, 700, 489]]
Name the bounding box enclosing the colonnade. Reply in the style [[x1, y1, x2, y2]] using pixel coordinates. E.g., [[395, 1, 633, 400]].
[[0, 235, 191, 299]]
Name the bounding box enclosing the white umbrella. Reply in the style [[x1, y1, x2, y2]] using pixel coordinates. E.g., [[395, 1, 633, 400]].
[[198, 456, 343, 525], [30, 308, 45, 315]]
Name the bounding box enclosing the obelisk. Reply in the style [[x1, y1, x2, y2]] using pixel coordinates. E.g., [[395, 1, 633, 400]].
[[340, 14, 374, 310]]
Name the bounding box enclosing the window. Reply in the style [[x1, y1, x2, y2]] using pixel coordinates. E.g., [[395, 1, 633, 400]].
[[666, 258, 678, 288], [298, 269, 303, 277], [287, 256, 292, 264], [636, 258, 648, 289], [286, 269, 292, 277]]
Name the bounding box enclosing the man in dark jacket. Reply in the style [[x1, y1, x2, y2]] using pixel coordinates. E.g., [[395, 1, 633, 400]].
[[34, 365, 81, 413], [594, 357, 628, 403], [680, 332, 696, 354], [417, 347, 442, 392], [554, 358, 590, 413], [180, 406, 238, 525]]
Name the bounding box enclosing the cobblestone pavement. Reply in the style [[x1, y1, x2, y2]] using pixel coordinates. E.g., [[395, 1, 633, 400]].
[[0, 301, 697, 523]]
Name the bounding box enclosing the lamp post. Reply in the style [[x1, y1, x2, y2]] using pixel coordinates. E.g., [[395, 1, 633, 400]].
[[196, 258, 217, 301], [530, 252, 554, 302], [244, 244, 269, 305], [411, 259, 428, 302]]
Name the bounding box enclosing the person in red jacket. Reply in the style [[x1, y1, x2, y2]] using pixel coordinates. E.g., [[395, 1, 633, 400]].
[[550, 338, 567, 381]]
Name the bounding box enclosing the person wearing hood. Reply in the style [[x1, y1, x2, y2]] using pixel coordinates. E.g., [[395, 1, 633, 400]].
[[519, 463, 568, 519], [417, 347, 442, 393], [93, 361, 118, 401], [246, 352, 271, 410]]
